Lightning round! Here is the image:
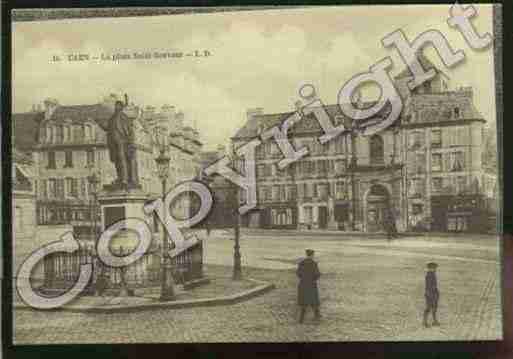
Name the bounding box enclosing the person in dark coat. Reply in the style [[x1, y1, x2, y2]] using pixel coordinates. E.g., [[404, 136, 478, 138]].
[[423, 262, 440, 327], [385, 209, 398, 240], [297, 249, 321, 323], [94, 99, 138, 188]]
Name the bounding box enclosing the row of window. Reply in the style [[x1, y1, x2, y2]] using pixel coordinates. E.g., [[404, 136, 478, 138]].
[[42, 123, 97, 144], [409, 151, 465, 174], [256, 135, 354, 159], [37, 205, 94, 225], [43, 150, 96, 169], [258, 181, 348, 202], [36, 177, 96, 199], [257, 159, 349, 179], [255, 134, 395, 167], [409, 127, 467, 149], [270, 208, 294, 226], [408, 176, 469, 197]]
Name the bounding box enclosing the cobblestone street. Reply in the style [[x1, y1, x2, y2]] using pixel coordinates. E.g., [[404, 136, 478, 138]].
[[13, 231, 502, 343]]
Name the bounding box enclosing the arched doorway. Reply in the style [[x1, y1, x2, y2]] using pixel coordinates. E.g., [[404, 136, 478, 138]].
[[365, 184, 391, 232]]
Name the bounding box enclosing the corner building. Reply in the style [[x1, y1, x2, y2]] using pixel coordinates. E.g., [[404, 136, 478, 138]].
[[13, 94, 203, 239], [232, 56, 498, 233]]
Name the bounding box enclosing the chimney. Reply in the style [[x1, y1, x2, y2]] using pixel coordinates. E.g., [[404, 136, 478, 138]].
[[458, 86, 473, 100], [161, 104, 176, 120], [294, 100, 303, 112], [217, 144, 226, 157], [43, 98, 59, 119], [175, 111, 185, 129], [246, 108, 264, 122]]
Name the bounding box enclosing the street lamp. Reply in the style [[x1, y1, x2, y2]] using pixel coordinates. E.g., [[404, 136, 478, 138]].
[[231, 182, 242, 280], [228, 149, 242, 280], [87, 172, 100, 242], [155, 148, 175, 301], [344, 117, 358, 231]]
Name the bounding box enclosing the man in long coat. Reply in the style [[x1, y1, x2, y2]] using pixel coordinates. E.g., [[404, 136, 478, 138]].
[[297, 249, 321, 323], [423, 262, 440, 327], [384, 209, 398, 240], [96, 98, 138, 188]]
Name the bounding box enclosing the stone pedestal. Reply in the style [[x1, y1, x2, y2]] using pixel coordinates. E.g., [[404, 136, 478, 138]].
[[97, 186, 153, 296], [98, 187, 153, 234]]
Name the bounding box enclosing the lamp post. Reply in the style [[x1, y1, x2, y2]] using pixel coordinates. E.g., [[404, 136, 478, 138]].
[[231, 183, 242, 280], [228, 150, 242, 280], [87, 172, 100, 242], [155, 148, 175, 301], [344, 117, 358, 231]]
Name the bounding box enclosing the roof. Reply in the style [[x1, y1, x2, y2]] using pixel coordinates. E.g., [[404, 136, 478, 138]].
[[49, 104, 113, 123], [12, 112, 44, 150], [410, 93, 484, 122], [232, 102, 394, 140]]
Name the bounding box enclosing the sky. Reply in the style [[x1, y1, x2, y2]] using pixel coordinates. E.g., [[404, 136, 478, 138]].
[[12, 5, 497, 150]]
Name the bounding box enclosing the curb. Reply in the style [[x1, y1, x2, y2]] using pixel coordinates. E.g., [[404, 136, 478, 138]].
[[14, 278, 275, 313]]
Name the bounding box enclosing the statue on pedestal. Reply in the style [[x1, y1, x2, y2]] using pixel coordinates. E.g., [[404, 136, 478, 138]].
[[95, 94, 140, 191]]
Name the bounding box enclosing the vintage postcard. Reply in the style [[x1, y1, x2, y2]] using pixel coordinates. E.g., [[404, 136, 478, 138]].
[[10, 5, 501, 344]]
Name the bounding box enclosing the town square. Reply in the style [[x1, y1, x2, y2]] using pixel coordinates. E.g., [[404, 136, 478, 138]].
[[14, 230, 501, 343], [9, 4, 501, 344]]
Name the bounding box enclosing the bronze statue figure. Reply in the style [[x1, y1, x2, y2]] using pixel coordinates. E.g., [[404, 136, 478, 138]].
[[95, 95, 139, 190]]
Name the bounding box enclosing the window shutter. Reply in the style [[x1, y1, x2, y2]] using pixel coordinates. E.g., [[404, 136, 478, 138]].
[[418, 131, 425, 147], [443, 153, 451, 172], [43, 179, 48, 198], [80, 178, 86, 198]]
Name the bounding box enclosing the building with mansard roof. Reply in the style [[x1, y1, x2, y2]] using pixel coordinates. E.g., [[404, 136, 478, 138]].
[[12, 95, 203, 239], [231, 55, 498, 233]]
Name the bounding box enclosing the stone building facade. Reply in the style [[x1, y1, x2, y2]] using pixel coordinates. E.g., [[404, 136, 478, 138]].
[[13, 94, 203, 239], [12, 150, 38, 276], [12, 150, 37, 247], [232, 57, 498, 233]]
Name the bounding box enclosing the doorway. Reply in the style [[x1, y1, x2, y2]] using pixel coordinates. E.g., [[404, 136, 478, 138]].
[[318, 206, 328, 229], [366, 185, 391, 232]]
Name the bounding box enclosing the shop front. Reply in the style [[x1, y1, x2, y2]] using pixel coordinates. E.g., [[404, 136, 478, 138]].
[[431, 194, 489, 233], [260, 203, 297, 229]]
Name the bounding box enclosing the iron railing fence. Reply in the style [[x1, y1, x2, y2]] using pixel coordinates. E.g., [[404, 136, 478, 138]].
[[42, 240, 203, 293]]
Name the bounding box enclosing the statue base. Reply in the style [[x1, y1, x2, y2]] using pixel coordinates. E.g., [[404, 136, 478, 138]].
[[103, 182, 143, 193], [97, 187, 154, 243]]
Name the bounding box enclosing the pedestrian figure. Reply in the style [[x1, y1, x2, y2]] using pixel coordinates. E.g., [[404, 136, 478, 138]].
[[385, 209, 398, 240], [297, 249, 321, 323], [423, 262, 440, 328]]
